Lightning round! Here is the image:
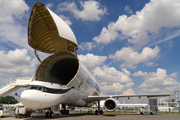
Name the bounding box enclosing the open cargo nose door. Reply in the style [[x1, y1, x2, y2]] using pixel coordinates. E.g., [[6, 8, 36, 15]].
[[28, 2, 79, 85]]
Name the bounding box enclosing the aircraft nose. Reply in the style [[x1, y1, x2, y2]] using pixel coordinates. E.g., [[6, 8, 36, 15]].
[[20, 90, 29, 107], [20, 90, 28, 101], [20, 90, 35, 109]]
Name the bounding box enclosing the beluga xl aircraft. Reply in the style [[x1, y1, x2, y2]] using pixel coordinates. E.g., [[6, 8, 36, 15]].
[[20, 2, 174, 118]]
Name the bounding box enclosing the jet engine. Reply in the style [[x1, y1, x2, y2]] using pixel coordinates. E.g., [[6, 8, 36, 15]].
[[104, 98, 117, 112]]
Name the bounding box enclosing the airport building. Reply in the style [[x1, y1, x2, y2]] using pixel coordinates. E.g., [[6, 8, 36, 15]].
[[149, 97, 180, 112]]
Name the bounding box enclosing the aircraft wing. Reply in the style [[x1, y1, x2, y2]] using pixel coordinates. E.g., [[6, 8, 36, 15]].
[[83, 93, 175, 103]]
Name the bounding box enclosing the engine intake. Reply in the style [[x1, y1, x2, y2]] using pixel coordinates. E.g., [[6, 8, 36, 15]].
[[104, 98, 117, 112]]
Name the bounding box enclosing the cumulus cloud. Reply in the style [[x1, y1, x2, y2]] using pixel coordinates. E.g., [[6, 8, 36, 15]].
[[93, 23, 120, 44], [0, 23, 30, 49], [93, 0, 180, 48], [78, 53, 107, 70], [57, 0, 107, 21], [123, 88, 134, 95], [132, 71, 148, 77], [0, 0, 29, 23], [79, 42, 97, 50], [100, 82, 134, 95], [46, 3, 53, 9], [92, 66, 132, 84], [59, 15, 72, 26], [109, 46, 160, 69], [134, 68, 180, 94], [144, 62, 154, 67], [124, 6, 133, 14], [169, 72, 177, 78], [0, 49, 38, 78], [0, 0, 30, 50]]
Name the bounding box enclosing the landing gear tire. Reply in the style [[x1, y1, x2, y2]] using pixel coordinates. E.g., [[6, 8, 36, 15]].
[[95, 110, 98, 115], [60, 110, 69, 114], [66, 110, 69, 114], [100, 110, 104, 115], [50, 111, 54, 118], [45, 112, 49, 118], [150, 112, 153, 115]]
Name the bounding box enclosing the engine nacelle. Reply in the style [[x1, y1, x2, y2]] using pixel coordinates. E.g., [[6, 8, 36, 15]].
[[104, 98, 117, 112]]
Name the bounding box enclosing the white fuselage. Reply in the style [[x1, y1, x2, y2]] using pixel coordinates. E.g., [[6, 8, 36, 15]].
[[20, 62, 100, 109]]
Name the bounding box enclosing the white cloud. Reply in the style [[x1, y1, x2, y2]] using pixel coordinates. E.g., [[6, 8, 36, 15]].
[[135, 68, 180, 94], [92, 65, 132, 83], [109, 46, 160, 69], [0, 0, 29, 23], [123, 88, 134, 95], [46, 3, 53, 9], [132, 71, 148, 77], [0, 23, 30, 49], [93, 0, 180, 48], [169, 72, 177, 78], [59, 15, 72, 26], [0, 0, 30, 50], [78, 53, 107, 70], [79, 42, 97, 50], [93, 23, 120, 44], [57, 0, 107, 21], [122, 68, 131, 76], [100, 82, 134, 95], [145, 62, 154, 67], [124, 6, 133, 14], [0, 49, 38, 77]]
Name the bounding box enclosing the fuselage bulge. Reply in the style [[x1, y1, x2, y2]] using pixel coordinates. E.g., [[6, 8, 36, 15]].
[[20, 2, 100, 110]]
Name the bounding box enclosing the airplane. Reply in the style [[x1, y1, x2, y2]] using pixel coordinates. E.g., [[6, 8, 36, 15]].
[[20, 2, 174, 118]]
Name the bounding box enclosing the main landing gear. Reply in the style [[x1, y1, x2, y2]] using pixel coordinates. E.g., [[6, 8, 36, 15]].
[[60, 104, 69, 114], [45, 111, 54, 118], [95, 100, 104, 115]]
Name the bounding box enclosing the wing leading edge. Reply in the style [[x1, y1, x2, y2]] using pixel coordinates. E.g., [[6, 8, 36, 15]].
[[83, 93, 175, 103]]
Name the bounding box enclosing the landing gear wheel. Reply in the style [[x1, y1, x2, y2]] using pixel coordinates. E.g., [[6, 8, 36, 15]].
[[66, 110, 69, 114], [60, 110, 69, 114], [100, 110, 104, 115], [45, 112, 49, 118], [150, 112, 153, 115], [50, 111, 54, 118], [140, 112, 144, 115], [95, 110, 98, 115]]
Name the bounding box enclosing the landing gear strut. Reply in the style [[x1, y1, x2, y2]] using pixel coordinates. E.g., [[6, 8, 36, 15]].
[[95, 100, 104, 115], [60, 104, 69, 114]]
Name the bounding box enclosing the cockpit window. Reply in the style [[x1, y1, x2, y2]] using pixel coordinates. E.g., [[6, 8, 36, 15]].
[[27, 85, 39, 90], [27, 85, 72, 94], [43, 87, 47, 92]]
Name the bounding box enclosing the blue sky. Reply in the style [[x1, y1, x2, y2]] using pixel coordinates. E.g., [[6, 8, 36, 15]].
[[0, 0, 180, 103]]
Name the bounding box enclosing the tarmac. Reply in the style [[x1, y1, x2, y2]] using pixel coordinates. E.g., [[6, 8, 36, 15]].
[[1, 113, 180, 120]]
